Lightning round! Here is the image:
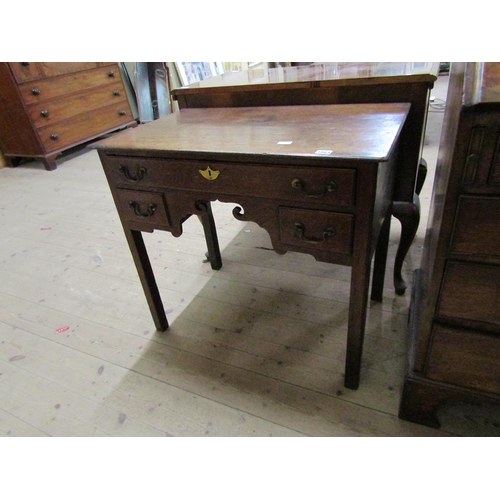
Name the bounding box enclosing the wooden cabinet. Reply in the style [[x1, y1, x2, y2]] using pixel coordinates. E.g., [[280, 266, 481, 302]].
[[0, 62, 136, 170], [399, 62, 500, 427]]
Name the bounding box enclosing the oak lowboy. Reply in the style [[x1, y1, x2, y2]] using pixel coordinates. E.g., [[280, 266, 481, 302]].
[[93, 103, 410, 389]]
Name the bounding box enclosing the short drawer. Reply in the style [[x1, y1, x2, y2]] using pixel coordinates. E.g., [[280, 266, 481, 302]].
[[37, 102, 133, 153], [116, 189, 170, 227], [278, 207, 353, 254], [426, 325, 500, 395], [438, 261, 500, 330], [103, 157, 356, 207], [450, 196, 500, 259], [28, 82, 128, 127], [19, 64, 122, 104]]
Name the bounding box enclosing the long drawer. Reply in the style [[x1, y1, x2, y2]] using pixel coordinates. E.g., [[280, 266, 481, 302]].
[[103, 156, 356, 207], [19, 64, 122, 104], [28, 82, 128, 127], [37, 102, 133, 153], [427, 325, 500, 395], [8, 62, 99, 83]]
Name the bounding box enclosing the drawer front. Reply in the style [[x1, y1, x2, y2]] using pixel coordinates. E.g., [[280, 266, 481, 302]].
[[8, 62, 44, 82], [35, 62, 98, 78], [103, 157, 356, 207], [279, 207, 353, 254], [116, 189, 170, 227], [28, 82, 128, 128], [37, 103, 133, 153], [438, 261, 500, 329], [427, 325, 500, 395], [450, 196, 500, 259], [10, 62, 99, 82], [19, 64, 122, 104]]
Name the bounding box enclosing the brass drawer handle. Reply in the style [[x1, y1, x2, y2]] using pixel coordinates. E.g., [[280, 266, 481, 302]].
[[291, 178, 338, 198], [293, 222, 336, 244], [199, 166, 220, 180], [119, 165, 147, 182], [129, 201, 157, 218]]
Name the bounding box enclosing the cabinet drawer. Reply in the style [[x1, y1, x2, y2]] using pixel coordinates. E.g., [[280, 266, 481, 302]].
[[37, 103, 133, 153], [450, 196, 500, 259], [28, 82, 128, 128], [19, 65, 122, 104], [116, 189, 170, 227], [10, 62, 98, 82], [36, 62, 98, 78], [427, 325, 500, 395], [438, 261, 500, 329], [103, 157, 356, 207], [8, 62, 44, 82], [279, 207, 353, 254]]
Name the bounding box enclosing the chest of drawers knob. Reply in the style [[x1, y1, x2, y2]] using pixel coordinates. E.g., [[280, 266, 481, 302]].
[[21, 62, 30, 66], [291, 178, 338, 198], [31, 88, 40, 95], [113, 90, 121, 96], [108, 71, 115, 77], [40, 110, 49, 118], [119, 110, 127, 116], [50, 133, 59, 140]]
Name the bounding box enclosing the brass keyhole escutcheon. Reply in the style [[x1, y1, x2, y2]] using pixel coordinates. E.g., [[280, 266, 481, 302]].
[[199, 166, 220, 181]]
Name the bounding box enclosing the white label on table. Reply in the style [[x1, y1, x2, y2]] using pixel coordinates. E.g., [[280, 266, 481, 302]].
[[277, 141, 293, 145], [315, 150, 333, 155]]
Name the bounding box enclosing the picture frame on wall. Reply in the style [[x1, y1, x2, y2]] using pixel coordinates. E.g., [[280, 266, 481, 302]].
[[175, 62, 223, 86]]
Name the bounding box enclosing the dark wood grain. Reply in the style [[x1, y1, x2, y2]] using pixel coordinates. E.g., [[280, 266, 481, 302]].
[[94, 103, 409, 161]]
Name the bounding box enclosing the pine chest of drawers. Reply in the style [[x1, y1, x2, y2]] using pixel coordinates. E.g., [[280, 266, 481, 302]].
[[399, 62, 500, 428], [0, 62, 136, 170]]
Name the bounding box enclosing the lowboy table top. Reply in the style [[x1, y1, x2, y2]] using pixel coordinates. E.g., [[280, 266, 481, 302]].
[[93, 103, 410, 161]]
